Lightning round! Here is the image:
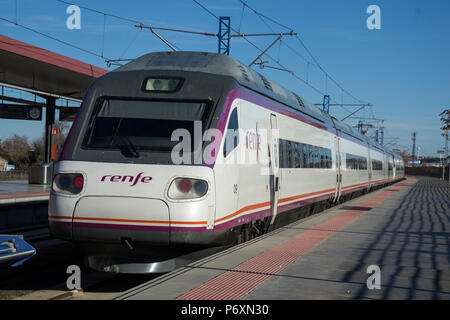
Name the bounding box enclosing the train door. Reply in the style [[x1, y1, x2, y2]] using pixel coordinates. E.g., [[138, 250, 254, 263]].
[[269, 114, 280, 226], [334, 136, 342, 202], [220, 104, 240, 225]]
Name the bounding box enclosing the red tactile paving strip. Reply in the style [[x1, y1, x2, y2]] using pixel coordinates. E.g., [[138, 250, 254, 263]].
[[176, 179, 414, 300], [0, 191, 49, 198]]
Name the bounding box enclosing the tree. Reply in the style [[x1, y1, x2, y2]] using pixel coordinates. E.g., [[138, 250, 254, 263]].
[[0, 121, 70, 170], [0, 134, 31, 170], [52, 121, 70, 160], [440, 109, 450, 130], [0, 138, 8, 160], [29, 136, 45, 164], [441, 109, 449, 162], [396, 149, 411, 163]]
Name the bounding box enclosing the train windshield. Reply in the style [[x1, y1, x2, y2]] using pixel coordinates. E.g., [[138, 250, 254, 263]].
[[83, 98, 210, 154]]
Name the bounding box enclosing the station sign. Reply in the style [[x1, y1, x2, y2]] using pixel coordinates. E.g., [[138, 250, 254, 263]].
[[0, 104, 42, 120]]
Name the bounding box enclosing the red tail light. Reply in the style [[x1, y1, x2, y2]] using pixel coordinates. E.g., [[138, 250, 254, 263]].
[[178, 179, 192, 193], [52, 173, 84, 195], [73, 176, 84, 189]]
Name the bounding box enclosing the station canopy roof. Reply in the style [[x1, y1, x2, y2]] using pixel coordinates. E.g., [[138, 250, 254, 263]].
[[0, 34, 108, 101]]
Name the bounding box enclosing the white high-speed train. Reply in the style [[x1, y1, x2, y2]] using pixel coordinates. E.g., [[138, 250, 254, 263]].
[[49, 52, 404, 273]]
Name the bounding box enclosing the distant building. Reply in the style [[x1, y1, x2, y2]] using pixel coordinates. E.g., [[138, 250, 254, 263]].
[[0, 156, 7, 171], [408, 156, 450, 167]]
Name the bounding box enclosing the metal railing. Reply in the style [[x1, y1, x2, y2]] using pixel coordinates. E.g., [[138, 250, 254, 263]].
[[0, 170, 28, 181], [405, 165, 450, 180]]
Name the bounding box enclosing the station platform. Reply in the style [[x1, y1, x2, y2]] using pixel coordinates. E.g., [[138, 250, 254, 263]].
[[0, 181, 50, 205], [115, 177, 450, 300]]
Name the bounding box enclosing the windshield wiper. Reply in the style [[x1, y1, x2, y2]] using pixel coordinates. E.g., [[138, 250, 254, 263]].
[[110, 120, 140, 158]]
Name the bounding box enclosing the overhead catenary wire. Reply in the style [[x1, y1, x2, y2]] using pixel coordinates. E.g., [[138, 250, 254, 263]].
[[191, 0, 353, 109], [238, 0, 367, 105], [237, 0, 377, 125], [56, 0, 183, 53], [118, 27, 143, 59], [0, 16, 113, 61], [238, 0, 292, 31], [55, 0, 142, 25], [56, 0, 185, 61], [192, 0, 341, 104]]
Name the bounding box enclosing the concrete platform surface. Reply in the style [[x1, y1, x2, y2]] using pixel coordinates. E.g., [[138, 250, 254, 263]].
[[114, 177, 450, 300], [0, 181, 50, 205]]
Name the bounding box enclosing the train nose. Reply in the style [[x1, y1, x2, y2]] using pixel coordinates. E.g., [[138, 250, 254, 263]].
[[71, 196, 170, 245]]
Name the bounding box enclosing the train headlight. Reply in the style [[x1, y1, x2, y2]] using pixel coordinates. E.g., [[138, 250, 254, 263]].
[[168, 178, 208, 200], [52, 173, 84, 195]]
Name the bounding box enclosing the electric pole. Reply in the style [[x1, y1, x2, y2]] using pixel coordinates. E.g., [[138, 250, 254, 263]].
[[412, 132, 417, 162]]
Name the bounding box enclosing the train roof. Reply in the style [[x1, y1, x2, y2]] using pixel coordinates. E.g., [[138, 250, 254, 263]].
[[114, 51, 329, 119], [113, 51, 399, 158]]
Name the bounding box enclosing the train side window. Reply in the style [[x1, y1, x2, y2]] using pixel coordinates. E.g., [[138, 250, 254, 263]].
[[374, 160, 383, 170], [310, 145, 316, 168], [311, 147, 316, 168], [346, 154, 351, 170], [303, 144, 310, 168], [287, 141, 294, 168], [294, 142, 301, 168], [223, 108, 239, 158], [302, 144, 308, 168], [321, 148, 328, 168], [313, 146, 320, 168], [317, 147, 322, 168], [277, 139, 332, 169], [346, 153, 368, 170], [284, 140, 289, 168], [280, 139, 288, 169], [298, 143, 305, 168], [321, 149, 326, 168], [279, 139, 285, 168], [327, 149, 332, 168]]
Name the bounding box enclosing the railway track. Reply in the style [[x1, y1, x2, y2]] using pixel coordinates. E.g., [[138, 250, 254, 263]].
[[0, 224, 160, 300]]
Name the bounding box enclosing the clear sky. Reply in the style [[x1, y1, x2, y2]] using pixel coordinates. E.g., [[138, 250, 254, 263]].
[[1, 0, 449, 156]]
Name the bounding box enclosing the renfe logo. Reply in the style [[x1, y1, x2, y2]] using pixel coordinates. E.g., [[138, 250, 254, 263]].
[[100, 172, 152, 187]]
